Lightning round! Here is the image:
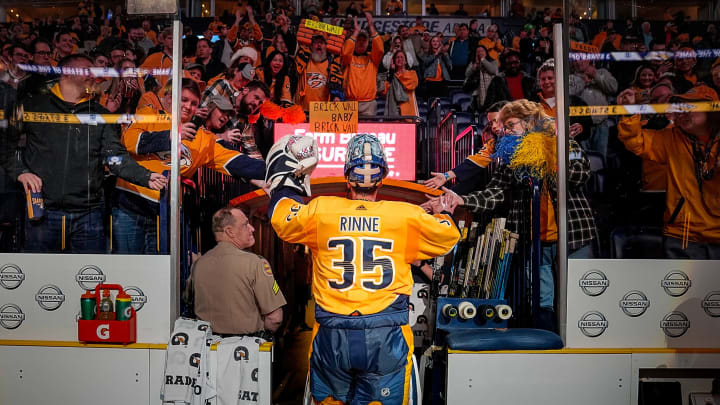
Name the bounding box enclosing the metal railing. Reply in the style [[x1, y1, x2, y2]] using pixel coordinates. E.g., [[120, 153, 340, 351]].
[[433, 109, 456, 175], [453, 125, 475, 169]]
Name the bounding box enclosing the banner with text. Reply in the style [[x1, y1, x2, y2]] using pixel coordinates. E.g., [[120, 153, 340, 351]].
[[274, 122, 416, 180], [322, 17, 491, 36]]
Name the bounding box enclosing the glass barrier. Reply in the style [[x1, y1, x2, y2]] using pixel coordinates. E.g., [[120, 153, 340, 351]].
[[0, 13, 268, 257], [0, 25, 179, 255], [567, 2, 720, 260]]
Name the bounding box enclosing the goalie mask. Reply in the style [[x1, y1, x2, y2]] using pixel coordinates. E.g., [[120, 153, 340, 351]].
[[344, 134, 388, 190], [265, 135, 319, 196]]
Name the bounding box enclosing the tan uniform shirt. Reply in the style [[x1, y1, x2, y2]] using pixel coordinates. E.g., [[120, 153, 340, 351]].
[[193, 242, 286, 334]]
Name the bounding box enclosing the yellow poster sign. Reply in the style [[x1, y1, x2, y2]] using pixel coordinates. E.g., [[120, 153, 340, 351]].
[[309, 101, 358, 133], [304, 19, 344, 36]]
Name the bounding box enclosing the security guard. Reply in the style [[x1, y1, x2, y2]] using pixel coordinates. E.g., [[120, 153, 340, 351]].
[[193, 206, 286, 336]]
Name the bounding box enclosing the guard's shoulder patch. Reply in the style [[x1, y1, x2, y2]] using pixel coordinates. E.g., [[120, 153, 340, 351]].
[[262, 260, 273, 277]]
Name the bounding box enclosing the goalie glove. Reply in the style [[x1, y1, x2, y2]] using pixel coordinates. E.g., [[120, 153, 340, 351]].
[[265, 135, 319, 196]]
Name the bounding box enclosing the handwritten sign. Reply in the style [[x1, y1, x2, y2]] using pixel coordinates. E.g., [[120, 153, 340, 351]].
[[304, 19, 344, 36], [309, 101, 358, 134]]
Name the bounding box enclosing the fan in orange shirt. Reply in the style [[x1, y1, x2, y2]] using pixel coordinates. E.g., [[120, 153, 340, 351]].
[[341, 12, 384, 116], [140, 27, 174, 88]]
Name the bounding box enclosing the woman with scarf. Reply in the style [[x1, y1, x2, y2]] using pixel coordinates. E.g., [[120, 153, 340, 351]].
[[382, 50, 418, 118], [429, 100, 596, 331]]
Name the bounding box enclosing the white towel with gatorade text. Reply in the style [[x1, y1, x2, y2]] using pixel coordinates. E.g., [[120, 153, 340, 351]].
[[215, 336, 264, 405], [161, 317, 213, 405]]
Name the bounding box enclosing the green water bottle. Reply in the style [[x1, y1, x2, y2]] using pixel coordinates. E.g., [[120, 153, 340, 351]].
[[115, 291, 132, 321], [81, 291, 96, 320]]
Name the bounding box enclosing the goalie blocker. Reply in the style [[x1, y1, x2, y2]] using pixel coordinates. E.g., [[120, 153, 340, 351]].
[[265, 135, 319, 196]]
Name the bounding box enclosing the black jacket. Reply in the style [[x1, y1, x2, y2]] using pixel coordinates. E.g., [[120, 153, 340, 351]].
[[16, 87, 152, 212], [482, 72, 538, 112]]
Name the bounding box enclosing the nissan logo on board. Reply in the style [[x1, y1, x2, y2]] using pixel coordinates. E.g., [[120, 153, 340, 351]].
[[619, 290, 650, 317], [0, 303, 25, 329], [579, 270, 609, 296], [0, 264, 25, 290], [661, 271, 691, 297], [75, 265, 106, 291], [578, 311, 609, 337], [702, 291, 720, 317], [660, 311, 690, 338], [35, 284, 66, 311], [124, 286, 147, 311]]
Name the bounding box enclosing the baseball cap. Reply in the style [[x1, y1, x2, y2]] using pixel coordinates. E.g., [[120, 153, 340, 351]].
[[208, 95, 235, 112], [311, 33, 327, 43], [670, 85, 719, 103]]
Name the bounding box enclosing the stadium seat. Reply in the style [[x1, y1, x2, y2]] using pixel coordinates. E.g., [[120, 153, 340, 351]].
[[454, 112, 474, 124], [460, 99, 473, 112], [451, 91, 472, 105], [448, 88, 464, 101], [609, 226, 664, 259]]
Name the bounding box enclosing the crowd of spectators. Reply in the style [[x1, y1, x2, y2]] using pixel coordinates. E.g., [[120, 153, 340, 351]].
[[0, 1, 719, 258]]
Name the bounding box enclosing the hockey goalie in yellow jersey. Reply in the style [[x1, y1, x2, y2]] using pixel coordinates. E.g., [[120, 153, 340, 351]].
[[266, 133, 460, 404]]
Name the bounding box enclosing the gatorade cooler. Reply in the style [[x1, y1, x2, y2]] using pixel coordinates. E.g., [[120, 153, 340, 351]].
[[78, 283, 137, 344]]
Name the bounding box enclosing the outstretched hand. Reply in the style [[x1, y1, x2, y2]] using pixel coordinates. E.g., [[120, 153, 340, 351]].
[[423, 187, 462, 215], [425, 171, 448, 189]]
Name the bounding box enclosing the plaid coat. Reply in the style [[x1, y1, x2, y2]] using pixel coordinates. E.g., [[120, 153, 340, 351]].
[[462, 139, 597, 250]]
